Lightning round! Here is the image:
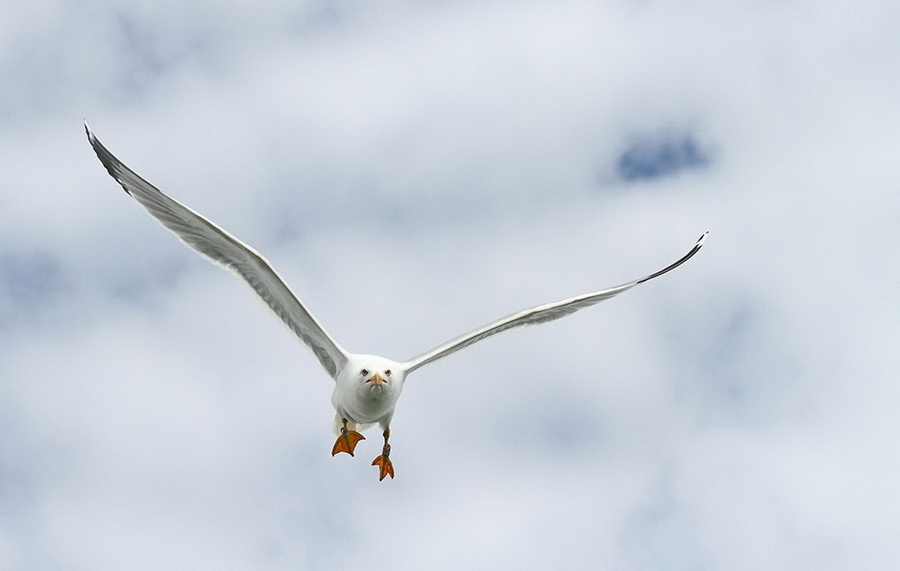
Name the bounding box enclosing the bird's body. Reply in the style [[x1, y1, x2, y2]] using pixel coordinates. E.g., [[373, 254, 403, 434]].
[[331, 354, 405, 430], [85, 121, 707, 480]]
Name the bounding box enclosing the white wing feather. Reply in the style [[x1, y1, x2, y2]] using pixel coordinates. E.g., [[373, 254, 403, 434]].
[[85, 122, 349, 379], [403, 231, 707, 374]]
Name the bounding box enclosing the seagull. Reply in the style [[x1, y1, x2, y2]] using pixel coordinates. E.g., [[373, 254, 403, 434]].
[[85, 121, 707, 481]]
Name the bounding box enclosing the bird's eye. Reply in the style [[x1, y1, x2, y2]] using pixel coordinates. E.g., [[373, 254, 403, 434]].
[[385, 369, 392, 377], [360, 369, 369, 376]]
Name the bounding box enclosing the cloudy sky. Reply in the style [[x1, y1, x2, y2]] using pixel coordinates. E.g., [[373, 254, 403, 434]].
[[2, 0, 899, 569]]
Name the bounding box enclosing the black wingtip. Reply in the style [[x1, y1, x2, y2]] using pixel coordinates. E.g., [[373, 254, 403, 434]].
[[635, 230, 709, 285], [83, 119, 96, 143], [697, 230, 709, 248], [83, 122, 133, 196]]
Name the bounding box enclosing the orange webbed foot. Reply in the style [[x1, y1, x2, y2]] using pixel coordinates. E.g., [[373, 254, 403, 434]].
[[331, 430, 365, 456], [372, 454, 394, 481], [371, 442, 394, 481]]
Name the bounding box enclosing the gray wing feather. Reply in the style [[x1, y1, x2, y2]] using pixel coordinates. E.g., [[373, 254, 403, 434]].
[[403, 231, 707, 374], [85, 122, 349, 379]]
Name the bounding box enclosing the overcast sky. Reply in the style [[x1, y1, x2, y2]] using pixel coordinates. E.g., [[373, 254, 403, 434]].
[[2, 1, 899, 569]]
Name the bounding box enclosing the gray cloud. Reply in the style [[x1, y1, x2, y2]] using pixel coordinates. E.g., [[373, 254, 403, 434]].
[[616, 132, 710, 183], [1, 0, 899, 569]]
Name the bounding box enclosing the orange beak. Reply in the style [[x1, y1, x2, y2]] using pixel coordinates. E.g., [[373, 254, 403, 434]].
[[367, 372, 387, 386]]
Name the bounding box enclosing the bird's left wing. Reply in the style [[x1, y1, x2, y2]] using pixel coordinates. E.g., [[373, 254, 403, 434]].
[[402, 231, 707, 374], [85, 122, 349, 379]]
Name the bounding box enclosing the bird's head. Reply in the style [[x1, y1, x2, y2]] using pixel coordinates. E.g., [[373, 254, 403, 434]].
[[348, 355, 406, 399]]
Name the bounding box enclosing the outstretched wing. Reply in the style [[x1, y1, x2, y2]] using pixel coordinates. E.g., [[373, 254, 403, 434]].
[[85, 122, 349, 379], [402, 231, 707, 374]]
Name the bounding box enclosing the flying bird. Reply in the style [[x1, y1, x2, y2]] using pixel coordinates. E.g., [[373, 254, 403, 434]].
[[85, 122, 707, 481]]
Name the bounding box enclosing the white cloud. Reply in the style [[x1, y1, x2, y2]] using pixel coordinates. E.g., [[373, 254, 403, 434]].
[[1, 0, 899, 569]]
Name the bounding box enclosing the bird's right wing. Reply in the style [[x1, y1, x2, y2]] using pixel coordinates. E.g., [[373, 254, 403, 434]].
[[85, 122, 349, 379], [402, 232, 707, 375]]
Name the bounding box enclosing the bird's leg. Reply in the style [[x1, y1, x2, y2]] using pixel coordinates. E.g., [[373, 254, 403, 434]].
[[331, 418, 365, 456], [371, 428, 394, 481]]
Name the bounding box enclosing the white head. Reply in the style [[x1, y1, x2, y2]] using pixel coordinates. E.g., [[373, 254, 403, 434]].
[[344, 354, 407, 400]]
